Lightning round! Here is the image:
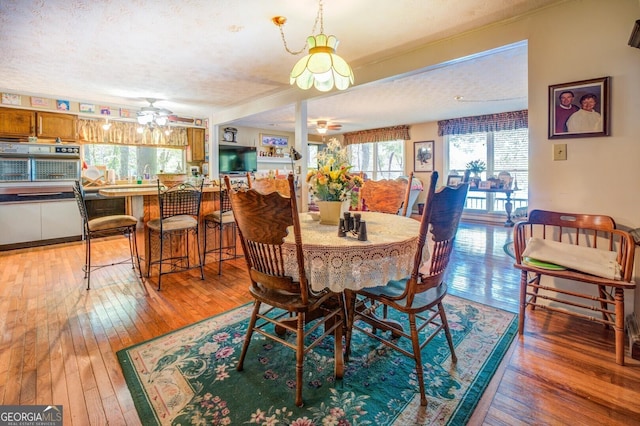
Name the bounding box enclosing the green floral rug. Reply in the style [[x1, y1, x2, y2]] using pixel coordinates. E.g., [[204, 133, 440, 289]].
[[118, 296, 517, 425]]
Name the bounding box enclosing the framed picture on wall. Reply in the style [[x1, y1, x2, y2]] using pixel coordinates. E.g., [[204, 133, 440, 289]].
[[261, 134, 288, 147], [413, 140, 434, 172], [548, 76, 610, 139]]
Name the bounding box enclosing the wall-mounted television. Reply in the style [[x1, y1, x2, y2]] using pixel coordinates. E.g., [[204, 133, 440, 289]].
[[218, 145, 257, 175]]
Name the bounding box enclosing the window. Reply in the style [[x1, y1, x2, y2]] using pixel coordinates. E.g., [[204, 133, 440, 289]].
[[447, 128, 528, 214], [347, 140, 404, 180], [83, 144, 185, 180], [307, 144, 321, 170]]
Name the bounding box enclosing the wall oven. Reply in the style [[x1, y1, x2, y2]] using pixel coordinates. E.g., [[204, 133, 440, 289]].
[[0, 142, 81, 183], [0, 142, 83, 249]]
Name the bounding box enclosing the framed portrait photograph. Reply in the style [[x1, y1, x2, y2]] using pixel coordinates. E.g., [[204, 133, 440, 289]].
[[261, 134, 288, 147], [414, 140, 434, 172], [446, 175, 463, 187], [549, 76, 610, 139], [478, 181, 492, 189]]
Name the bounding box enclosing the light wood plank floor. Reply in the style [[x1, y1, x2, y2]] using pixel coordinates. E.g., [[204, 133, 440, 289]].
[[0, 222, 638, 425]]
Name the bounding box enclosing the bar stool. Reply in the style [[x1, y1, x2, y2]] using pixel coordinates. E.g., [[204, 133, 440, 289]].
[[204, 185, 240, 274], [146, 179, 205, 290], [73, 180, 141, 290]]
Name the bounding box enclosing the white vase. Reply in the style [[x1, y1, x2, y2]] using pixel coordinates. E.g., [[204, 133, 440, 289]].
[[316, 201, 343, 225]]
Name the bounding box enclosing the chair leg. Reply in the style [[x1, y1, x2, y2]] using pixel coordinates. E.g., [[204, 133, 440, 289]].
[[614, 288, 625, 366], [157, 231, 164, 291], [196, 226, 204, 280], [518, 270, 528, 334], [409, 313, 428, 407], [86, 233, 92, 290], [439, 302, 457, 363], [128, 225, 142, 279], [218, 223, 223, 275], [295, 313, 305, 407], [237, 301, 261, 371], [146, 228, 152, 278]]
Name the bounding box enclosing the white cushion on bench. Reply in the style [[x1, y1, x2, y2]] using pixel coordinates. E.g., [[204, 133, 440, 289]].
[[522, 237, 622, 280]]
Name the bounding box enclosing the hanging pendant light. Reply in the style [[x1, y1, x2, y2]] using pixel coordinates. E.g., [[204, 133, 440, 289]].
[[274, 0, 354, 92]]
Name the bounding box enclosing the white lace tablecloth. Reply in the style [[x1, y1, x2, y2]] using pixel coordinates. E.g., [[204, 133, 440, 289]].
[[283, 212, 423, 292]]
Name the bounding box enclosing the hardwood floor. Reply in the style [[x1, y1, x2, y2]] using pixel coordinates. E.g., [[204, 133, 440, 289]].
[[0, 222, 638, 425]]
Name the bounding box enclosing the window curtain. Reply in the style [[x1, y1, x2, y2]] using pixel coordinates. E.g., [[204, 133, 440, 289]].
[[343, 125, 410, 145], [77, 119, 188, 147], [437, 110, 528, 136]]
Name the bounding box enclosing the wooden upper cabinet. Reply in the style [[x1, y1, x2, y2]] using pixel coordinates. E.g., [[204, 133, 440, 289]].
[[0, 107, 35, 137], [0, 107, 77, 141], [187, 127, 205, 162], [37, 112, 77, 141]]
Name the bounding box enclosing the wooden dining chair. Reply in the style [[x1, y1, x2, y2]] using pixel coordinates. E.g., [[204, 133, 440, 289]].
[[226, 173, 344, 407], [146, 179, 205, 290], [345, 171, 470, 406], [358, 171, 413, 215], [73, 180, 141, 290]]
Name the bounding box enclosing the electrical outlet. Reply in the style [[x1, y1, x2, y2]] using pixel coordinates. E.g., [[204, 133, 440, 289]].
[[553, 143, 567, 161]]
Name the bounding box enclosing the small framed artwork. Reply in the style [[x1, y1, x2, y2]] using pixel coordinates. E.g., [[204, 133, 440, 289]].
[[100, 106, 111, 115], [80, 103, 95, 113], [194, 118, 203, 126], [1, 93, 21, 105], [31, 97, 49, 107], [56, 100, 70, 111], [478, 181, 492, 189], [447, 175, 463, 187], [119, 108, 131, 118], [549, 76, 610, 139], [414, 140, 434, 172], [261, 134, 288, 147]]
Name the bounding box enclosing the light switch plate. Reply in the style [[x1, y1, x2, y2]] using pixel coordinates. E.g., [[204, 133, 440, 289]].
[[553, 143, 567, 161]]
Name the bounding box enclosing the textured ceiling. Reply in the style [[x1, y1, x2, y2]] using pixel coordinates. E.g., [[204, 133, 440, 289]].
[[0, 0, 562, 134]]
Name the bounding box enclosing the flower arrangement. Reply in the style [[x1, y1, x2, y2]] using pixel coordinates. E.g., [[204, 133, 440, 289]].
[[306, 138, 363, 202], [466, 159, 487, 175]]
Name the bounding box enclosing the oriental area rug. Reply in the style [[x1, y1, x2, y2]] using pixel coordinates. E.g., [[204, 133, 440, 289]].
[[118, 296, 517, 425]]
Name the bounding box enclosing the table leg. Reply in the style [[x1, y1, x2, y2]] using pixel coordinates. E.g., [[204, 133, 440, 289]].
[[504, 192, 514, 227]]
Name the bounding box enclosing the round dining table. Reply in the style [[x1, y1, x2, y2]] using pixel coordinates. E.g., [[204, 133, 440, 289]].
[[282, 211, 425, 293]]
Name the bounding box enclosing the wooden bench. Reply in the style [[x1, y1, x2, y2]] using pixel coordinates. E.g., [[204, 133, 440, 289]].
[[513, 209, 636, 365]]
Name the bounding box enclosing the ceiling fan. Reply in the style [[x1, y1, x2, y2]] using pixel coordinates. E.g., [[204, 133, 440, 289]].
[[315, 120, 342, 134], [136, 98, 195, 125]]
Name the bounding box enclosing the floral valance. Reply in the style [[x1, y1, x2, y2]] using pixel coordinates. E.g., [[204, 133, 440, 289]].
[[437, 110, 528, 136], [77, 119, 188, 147], [343, 125, 410, 145]]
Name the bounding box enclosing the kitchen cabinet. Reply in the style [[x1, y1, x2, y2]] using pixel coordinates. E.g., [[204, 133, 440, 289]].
[[41, 200, 82, 240], [0, 200, 81, 246], [187, 127, 205, 162], [0, 107, 35, 137], [0, 202, 41, 245], [0, 107, 77, 141], [36, 112, 77, 141]]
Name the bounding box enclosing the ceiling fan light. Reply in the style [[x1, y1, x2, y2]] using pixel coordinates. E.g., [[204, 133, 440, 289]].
[[317, 127, 327, 134], [155, 116, 168, 126], [137, 115, 152, 125]]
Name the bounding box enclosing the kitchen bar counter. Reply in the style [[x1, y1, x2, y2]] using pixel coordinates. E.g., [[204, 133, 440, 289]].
[[98, 184, 223, 276], [98, 185, 220, 197]]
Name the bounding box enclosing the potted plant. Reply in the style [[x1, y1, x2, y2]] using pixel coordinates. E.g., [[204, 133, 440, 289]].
[[466, 159, 486, 187], [306, 138, 363, 224]]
